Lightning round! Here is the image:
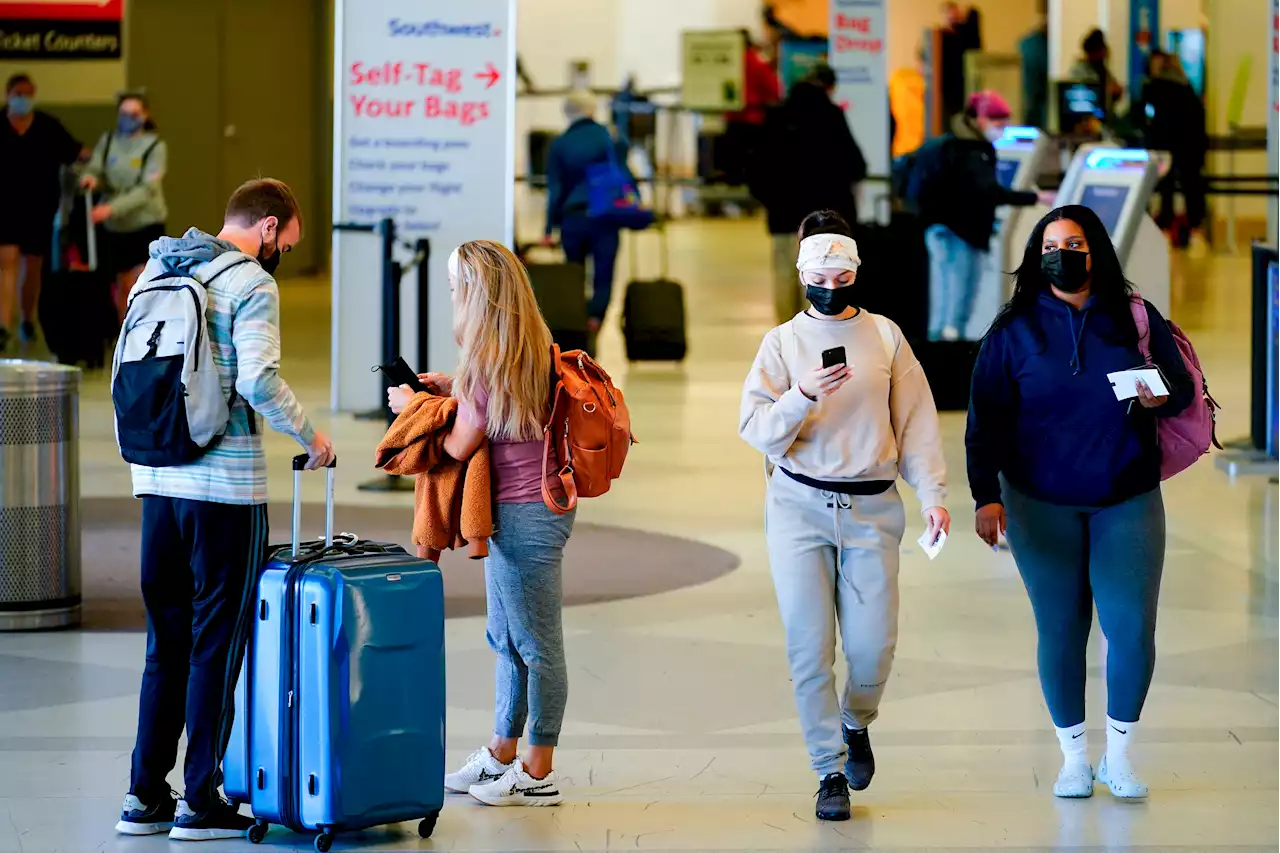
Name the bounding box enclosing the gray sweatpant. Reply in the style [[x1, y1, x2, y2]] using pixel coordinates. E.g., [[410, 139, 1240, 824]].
[[486, 501, 576, 747], [765, 471, 907, 777]]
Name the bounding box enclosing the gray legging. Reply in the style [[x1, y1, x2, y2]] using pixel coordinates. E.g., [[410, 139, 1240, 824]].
[[1003, 481, 1165, 728]]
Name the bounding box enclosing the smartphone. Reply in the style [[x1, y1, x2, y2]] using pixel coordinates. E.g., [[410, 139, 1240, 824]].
[[821, 346, 847, 370], [374, 356, 428, 394]]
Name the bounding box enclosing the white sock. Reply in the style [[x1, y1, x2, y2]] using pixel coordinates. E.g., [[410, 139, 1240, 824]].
[[1055, 722, 1089, 766], [1106, 717, 1136, 768]]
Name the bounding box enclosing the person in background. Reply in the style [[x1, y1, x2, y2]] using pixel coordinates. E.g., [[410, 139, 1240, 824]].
[[966, 205, 1193, 802], [82, 91, 168, 321], [910, 90, 1045, 341], [749, 65, 867, 324], [1070, 29, 1125, 115], [740, 209, 948, 822], [542, 92, 627, 338], [888, 47, 927, 158], [1018, 0, 1050, 129], [116, 178, 335, 841], [722, 30, 782, 194], [939, 2, 982, 120], [389, 240, 574, 807], [0, 73, 84, 350], [1138, 50, 1208, 247]]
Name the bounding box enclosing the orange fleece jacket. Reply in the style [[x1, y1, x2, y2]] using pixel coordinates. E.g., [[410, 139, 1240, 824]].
[[373, 393, 493, 561]]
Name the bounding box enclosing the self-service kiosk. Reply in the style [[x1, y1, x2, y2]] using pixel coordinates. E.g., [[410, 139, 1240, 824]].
[[961, 126, 1051, 339], [1049, 147, 1170, 317]]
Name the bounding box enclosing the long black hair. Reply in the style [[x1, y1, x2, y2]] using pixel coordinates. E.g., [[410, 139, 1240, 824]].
[[987, 204, 1136, 344]]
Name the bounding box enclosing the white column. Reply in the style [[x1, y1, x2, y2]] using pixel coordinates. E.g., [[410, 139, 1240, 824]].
[[1048, 0, 1104, 79]]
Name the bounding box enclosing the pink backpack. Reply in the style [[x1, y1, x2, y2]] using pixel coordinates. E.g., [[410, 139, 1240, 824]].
[[1130, 295, 1221, 479]]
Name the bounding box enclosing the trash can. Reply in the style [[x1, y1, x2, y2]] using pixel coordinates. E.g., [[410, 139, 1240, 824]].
[[0, 359, 81, 630]]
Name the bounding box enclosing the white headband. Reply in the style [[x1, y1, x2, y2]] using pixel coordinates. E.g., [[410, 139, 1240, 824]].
[[796, 233, 861, 274], [447, 246, 461, 281]]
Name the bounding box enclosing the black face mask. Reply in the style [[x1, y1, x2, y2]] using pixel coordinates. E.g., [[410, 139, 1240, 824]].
[[1041, 249, 1090, 293], [257, 235, 282, 275], [805, 284, 857, 316]]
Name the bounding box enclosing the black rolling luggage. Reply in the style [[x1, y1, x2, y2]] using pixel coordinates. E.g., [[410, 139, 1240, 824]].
[[41, 180, 115, 369], [853, 211, 928, 341], [622, 226, 687, 362], [913, 339, 979, 412], [521, 244, 590, 353]]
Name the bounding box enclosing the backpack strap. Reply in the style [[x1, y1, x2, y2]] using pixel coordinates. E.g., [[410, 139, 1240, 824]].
[[870, 313, 897, 365], [101, 133, 161, 194], [192, 256, 255, 287], [541, 344, 578, 515], [1129, 293, 1153, 365]]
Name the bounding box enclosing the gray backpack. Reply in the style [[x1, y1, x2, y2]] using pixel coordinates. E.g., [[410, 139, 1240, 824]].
[[111, 255, 252, 467]]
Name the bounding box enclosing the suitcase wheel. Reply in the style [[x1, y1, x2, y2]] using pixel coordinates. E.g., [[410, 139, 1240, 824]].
[[315, 831, 334, 853], [418, 811, 440, 839], [247, 821, 268, 844]]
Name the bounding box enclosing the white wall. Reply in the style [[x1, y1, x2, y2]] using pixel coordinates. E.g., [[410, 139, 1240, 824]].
[[1204, 0, 1272, 221]]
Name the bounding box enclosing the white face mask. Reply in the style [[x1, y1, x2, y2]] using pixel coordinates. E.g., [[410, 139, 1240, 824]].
[[984, 126, 1004, 143]]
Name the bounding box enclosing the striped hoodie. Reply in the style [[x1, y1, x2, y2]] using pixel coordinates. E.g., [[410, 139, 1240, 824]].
[[127, 228, 315, 505]]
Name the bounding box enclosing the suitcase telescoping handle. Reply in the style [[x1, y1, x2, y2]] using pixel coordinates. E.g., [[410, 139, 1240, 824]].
[[83, 189, 98, 272], [291, 454, 337, 557]]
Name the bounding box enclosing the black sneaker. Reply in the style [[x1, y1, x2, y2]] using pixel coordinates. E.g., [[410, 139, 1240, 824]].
[[815, 772, 851, 821], [115, 793, 178, 835], [844, 725, 876, 791], [18, 321, 36, 342], [168, 800, 255, 842]]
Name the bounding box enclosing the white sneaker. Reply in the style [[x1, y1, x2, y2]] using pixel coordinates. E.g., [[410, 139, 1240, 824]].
[[469, 759, 563, 807], [941, 326, 961, 341], [1096, 755, 1149, 799], [1053, 761, 1094, 798], [445, 747, 513, 794]]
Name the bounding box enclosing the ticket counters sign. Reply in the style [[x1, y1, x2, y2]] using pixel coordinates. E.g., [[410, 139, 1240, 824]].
[[331, 0, 516, 411], [0, 0, 123, 59], [829, 0, 889, 222]]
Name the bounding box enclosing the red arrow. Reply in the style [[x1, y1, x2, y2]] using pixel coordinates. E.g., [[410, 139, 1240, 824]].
[[475, 62, 501, 89]]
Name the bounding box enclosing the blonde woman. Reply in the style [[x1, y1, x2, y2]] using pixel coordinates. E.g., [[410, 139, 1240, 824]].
[[388, 240, 572, 807]]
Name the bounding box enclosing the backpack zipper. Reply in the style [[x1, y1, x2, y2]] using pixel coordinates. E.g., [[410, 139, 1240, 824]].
[[128, 284, 204, 371]]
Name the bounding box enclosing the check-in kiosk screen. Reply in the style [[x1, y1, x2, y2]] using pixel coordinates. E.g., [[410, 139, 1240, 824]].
[[996, 158, 1019, 189], [1079, 184, 1129, 236]]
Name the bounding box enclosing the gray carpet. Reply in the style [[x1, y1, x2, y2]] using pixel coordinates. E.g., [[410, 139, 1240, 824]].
[[77, 498, 740, 629]]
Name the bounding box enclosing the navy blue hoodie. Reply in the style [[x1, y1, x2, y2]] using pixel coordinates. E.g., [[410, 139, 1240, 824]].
[[966, 293, 1195, 508]]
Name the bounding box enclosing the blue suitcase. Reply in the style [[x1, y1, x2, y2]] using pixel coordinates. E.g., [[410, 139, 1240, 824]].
[[224, 456, 445, 851]]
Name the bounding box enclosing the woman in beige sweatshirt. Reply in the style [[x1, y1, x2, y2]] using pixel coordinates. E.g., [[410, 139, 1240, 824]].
[[739, 210, 949, 822]]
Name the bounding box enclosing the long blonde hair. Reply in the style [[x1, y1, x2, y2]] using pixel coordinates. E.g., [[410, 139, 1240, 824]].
[[452, 240, 553, 442]]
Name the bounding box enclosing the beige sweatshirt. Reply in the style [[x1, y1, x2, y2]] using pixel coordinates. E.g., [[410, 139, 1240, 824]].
[[739, 310, 947, 512]]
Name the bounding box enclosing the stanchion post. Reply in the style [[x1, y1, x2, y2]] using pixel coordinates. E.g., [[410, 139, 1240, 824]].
[[379, 218, 400, 425], [358, 226, 424, 494], [415, 238, 431, 373], [354, 217, 399, 422]]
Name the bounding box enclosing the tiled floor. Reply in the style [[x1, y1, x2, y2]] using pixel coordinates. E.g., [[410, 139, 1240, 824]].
[[0, 218, 1275, 852]]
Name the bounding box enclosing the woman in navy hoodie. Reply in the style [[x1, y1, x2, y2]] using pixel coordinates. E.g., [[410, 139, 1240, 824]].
[[966, 205, 1194, 801]]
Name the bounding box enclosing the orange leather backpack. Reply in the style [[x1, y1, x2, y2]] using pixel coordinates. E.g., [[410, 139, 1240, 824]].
[[541, 346, 634, 514]]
